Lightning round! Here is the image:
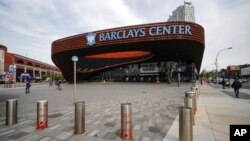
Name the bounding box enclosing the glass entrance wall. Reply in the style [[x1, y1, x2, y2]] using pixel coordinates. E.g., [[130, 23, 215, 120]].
[[89, 61, 197, 82]]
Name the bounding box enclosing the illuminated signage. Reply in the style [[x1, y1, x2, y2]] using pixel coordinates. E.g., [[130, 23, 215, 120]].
[[86, 24, 192, 45]]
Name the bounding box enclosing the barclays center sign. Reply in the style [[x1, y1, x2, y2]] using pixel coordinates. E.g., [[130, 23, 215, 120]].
[[86, 24, 192, 46]]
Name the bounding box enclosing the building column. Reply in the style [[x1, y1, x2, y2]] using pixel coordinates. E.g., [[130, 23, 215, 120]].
[[33, 68, 35, 78], [53, 71, 55, 80], [24, 66, 27, 73], [39, 69, 42, 80], [13, 64, 16, 87]]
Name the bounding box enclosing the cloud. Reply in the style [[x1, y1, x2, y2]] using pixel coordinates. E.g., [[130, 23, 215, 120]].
[[0, 0, 249, 70], [197, 0, 250, 70]]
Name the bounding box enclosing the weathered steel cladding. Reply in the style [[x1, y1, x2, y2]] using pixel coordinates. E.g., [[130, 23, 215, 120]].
[[51, 21, 204, 82], [52, 22, 204, 54]]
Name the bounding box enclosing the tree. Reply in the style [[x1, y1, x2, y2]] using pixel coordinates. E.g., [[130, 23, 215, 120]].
[[164, 61, 178, 84]]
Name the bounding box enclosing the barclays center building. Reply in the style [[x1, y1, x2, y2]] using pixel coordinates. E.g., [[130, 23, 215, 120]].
[[51, 21, 204, 82]]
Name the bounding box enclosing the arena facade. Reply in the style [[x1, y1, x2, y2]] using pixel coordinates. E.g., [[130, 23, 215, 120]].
[[51, 21, 204, 82]]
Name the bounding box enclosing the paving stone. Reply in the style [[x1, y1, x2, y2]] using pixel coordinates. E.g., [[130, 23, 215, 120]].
[[88, 130, 100, 137], [141, 137, 151, 141], [149, 127, 161, 133], [60, 126, 74, 132], [93, 120, 101, 125], [104, 122, 116, 127], [38, 137, 51, 141], [21, 126, 36, 133], [48, 113, 63, 118], [0, 129, 15, 136], [55, 131, 73, 140], [102, 132, 117, 140], [49, 124, 61, 130], [8, 131, 29, 140]]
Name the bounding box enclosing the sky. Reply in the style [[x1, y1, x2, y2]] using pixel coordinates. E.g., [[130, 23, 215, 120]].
[[0, 0, 249, 72]]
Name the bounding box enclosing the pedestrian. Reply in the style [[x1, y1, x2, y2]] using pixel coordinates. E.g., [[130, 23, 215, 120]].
[[221, 78, 226, 89], [231, 77, 242, 98], [25, 81, 31, 94], [57, 80, 62, 91], [199, 78, 203, 85]]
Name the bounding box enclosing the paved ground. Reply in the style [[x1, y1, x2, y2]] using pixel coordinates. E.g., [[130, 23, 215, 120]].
[[164, 84, 250, 141], [0, 82, 192, 141]]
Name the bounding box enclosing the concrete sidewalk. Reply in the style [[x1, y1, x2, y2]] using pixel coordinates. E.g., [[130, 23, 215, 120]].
[[164, 84, 250, 141]]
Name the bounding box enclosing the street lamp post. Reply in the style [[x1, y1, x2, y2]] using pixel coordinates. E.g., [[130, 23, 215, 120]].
[[215, 47, 232, 87], [72, 56, 79, 104], [177, 67, 181, 87]]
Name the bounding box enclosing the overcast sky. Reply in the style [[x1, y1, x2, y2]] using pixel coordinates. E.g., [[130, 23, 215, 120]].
[[0, 0, 249, 72]]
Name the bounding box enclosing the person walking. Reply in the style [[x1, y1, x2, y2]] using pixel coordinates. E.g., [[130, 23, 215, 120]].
[[199, 78, 203, 85], [231, 77, 242, 98], [221, 78, 226, 89], [56, 80, 62, 91], [25, 81, 31, 94]]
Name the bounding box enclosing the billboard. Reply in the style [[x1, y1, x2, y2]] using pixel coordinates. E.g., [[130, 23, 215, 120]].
[[241, 66, 250, 75], [9, 64, 14, 74]]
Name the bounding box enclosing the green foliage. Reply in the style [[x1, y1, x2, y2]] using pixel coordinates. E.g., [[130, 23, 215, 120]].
[[41, 73, 64, 80], [199, 69, 215, 78]]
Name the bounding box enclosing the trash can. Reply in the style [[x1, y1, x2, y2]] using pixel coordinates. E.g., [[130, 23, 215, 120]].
[[75, 101, 85, 134], [121, 103, 132, 140], [37, 100, 48, 129], [6, 99, 18, 125], [179, 107, 193, 141]]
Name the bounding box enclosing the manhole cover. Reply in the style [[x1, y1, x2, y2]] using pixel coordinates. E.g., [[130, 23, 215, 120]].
[[48, 113, 63, 118]]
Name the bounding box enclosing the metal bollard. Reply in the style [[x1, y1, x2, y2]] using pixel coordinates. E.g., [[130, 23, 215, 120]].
[[195, 84, 200, 95], [184, 97, 194, 125], [179, 107, 193, 141], [121, 103, 132, 140], [6, 99, 18, 125], [75, 101, 85, 134], [37, 100, 48, 129], [186, 90, 197, 114], [191, 86, 198, 103]]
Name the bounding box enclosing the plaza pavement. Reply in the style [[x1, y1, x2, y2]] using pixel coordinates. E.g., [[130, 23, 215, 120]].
[[164, 83, 250, 141], [0, 82, 191, 141], [1, 82, 250, 141]]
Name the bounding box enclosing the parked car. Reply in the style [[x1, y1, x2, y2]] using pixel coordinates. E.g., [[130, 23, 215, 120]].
[[240, 79, 248, 83], [224, 79, 234, 86]]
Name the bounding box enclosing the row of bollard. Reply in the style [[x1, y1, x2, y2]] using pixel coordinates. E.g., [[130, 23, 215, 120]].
[[6, 99, 132, 140], [179, 84, 200, 141], [6, 85, 199, 141], [6, 99, 49, 129]]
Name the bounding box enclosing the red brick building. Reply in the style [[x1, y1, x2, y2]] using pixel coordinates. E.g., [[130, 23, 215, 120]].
[[1, 44, 60, 82]]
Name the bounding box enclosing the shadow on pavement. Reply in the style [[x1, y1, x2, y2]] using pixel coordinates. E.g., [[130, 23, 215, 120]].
[[221, 90, 250, 100]]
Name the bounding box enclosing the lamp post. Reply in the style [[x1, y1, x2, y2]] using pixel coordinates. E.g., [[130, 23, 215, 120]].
[[72, 56, 79, 104], [215, 47, 232, 87], [177, 67, 181, 87], [203, 63, 214, 82]]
